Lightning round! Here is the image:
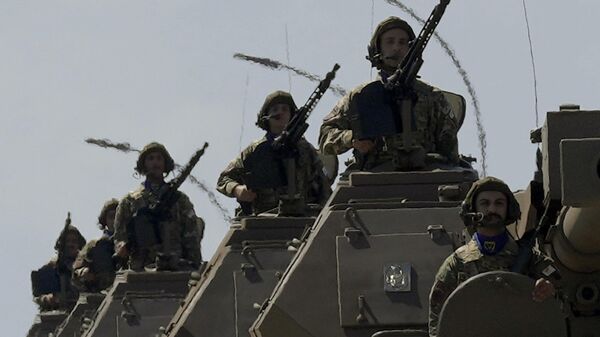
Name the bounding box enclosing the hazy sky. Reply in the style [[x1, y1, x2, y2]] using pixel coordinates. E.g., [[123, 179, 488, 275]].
[[2, 1, 599, 334]]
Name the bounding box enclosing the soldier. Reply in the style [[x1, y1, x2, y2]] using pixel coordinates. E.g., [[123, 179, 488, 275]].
[[31, 223, 86, 311], [113, 142, 203, 271], [217, 90, 331, 215], [319, 16, 458, 171], [72, 198, 119, 292], [428, 177, 557, 337]]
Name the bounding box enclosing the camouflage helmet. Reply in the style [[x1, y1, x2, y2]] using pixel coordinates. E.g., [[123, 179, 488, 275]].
[[256, 90, 298, 131], [367, 16, 416, 69], [135, 142, 175, 175], [54, 224, 86, 253], [460, 176, 521, 227], [97, 198, 119, 228]]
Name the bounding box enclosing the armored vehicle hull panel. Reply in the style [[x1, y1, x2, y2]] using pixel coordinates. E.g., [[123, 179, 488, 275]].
[[164, 216, 314, 337]]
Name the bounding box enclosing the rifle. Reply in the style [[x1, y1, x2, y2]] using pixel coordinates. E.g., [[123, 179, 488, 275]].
[[383, 0, 450, 153], [271, 63, 340, 154], [127, 143, 209, 256], [57, 212, 72, 308]]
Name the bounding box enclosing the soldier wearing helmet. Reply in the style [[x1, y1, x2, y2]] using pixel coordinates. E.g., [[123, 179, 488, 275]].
[[428, 177, 557, 337], [319, 16, 459, 171], [31, 222, 86, 312], [217, 90, 331, 215], [113, 142, 203, 271], [73, 198, 119, 292]]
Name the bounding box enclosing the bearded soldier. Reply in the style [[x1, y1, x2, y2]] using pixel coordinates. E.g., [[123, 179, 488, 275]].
[[319, 17, 459, 171], [113, 142, 203, 271], [217, 90, 331, 215], [72, 198, 119, 292], [31, 223, 86, 312], [428, 177, 558, 337]]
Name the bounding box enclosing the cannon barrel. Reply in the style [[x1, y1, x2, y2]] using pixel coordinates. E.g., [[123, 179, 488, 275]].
[[551, 206, 600, 273]]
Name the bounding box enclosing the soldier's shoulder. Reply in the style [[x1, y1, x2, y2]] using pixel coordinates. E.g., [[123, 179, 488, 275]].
[[122, 185, 144, 200], [248, 136, 269, 149], [298, 137, 319, 152], [40, 257, 58, 270], [454, 240, 482, 263], [414, 78, 444, 95]]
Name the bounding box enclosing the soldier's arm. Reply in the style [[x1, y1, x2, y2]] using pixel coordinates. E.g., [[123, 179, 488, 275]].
[[429, 254, 460, 337], [72, 242, 95, 291], [113, 197, 133, 251], [308, 144, 332, 204], [178, 193, 203, 266], [432, 91, 459, 164], [216, 150, 248, 198], [318, 94, 354, 155]]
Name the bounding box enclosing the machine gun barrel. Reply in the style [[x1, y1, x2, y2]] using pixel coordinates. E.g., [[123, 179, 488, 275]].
[[272, 64, 340, 153], [385, 0, 450, 92], [152, 142, 209, 215]]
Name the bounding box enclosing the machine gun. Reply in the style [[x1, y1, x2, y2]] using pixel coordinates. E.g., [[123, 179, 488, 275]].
[[127, 143, 209, 257], [384, 0, 450, 156], [271, 63, 340, 155], [384, 0, 450, 94]]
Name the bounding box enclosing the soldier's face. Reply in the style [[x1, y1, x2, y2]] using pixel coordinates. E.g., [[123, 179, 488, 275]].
[[475, 191, 508, 227], [105, 209, 117, 232], [144, 151, 166, 178], [379, 28, 411, 70], [65, 232, 81, 259], [267, 103, 291, 135]]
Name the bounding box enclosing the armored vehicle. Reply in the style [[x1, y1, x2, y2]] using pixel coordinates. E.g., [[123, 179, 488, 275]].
[[163, 212, 318, 337]]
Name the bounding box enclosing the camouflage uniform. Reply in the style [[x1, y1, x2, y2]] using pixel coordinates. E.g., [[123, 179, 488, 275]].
[[73, 199, 119, 292], [217, 90, 331, 215], [428, 237, 554, 337], [319, 78, 458, 171], [113, 183, 202, 271], [31, 225, 86, 312], [217, 136, 331, 215], [72, 236, 115, 292], [319, 16, 458, 171]]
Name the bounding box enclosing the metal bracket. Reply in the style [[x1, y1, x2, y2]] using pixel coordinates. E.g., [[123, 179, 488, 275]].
[[344, 207, 371, 236], [121, 295, 140, 326], [427, 225, 446, 240]]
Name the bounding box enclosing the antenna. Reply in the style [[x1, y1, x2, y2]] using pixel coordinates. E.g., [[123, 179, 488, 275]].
[[522, 0, 539, 127], [285, 24, 292, 92]]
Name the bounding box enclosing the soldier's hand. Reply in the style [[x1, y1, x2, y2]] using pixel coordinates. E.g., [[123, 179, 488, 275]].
[[80, 267, 96, 282], [115, 241, 129, 258], [234, 185, 257, 202], [352, 139, 375, 154], [532, 278, 555, 302], [41, 293, 59, 305]]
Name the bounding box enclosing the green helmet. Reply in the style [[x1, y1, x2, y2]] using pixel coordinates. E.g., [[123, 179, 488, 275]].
[[97, 198, 119, 228], [367, 16, 416, 69], [256, 91, 298, 131], [459, 176, 521, 227], [135, 142, 175, 175], [54, 224, 86, 253]]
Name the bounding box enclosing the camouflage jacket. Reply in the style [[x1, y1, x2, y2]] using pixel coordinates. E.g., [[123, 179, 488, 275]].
[[428, 237, 555, 337], [217, 135, 331, 215], [113, 183, 202, 271], [72, 236, 115, 292], [319, 77, 459, 171]]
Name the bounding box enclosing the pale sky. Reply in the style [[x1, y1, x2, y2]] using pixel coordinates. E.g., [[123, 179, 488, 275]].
[[2, 1, 599, 335]]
